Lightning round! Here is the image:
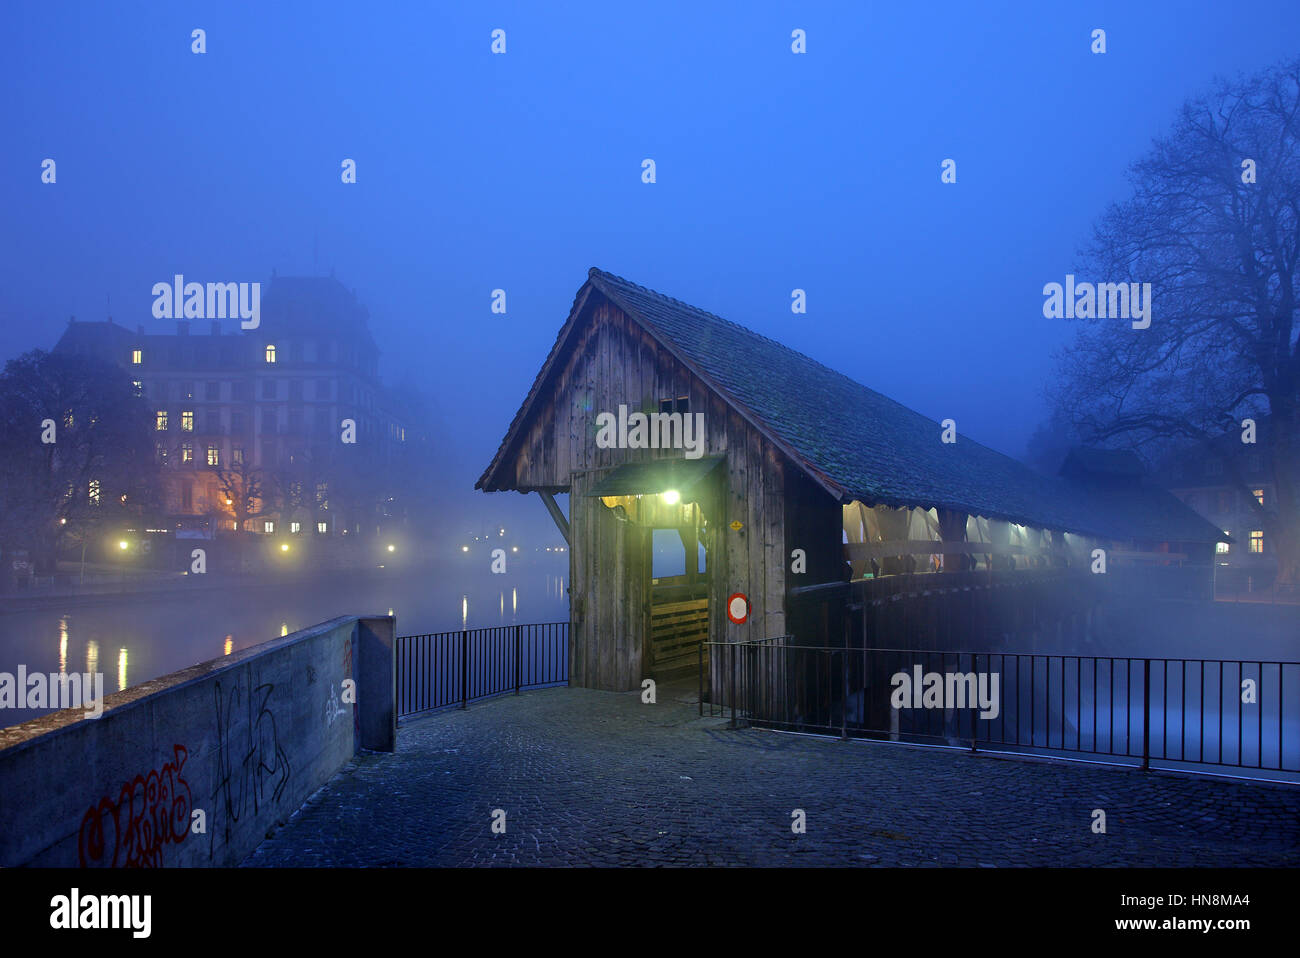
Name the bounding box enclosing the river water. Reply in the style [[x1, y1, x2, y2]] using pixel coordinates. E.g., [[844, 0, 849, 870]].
[[0, 555, 570, 729]]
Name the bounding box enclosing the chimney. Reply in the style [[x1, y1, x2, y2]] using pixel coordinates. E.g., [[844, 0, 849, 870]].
[[177, 320, 190, 335], [211, 320, 220, 336]]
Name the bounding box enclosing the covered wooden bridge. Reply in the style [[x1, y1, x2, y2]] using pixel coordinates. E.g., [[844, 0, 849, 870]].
[[477, 268, 1225, 692]]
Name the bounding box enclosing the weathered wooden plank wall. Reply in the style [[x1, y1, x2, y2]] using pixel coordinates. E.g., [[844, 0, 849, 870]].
[[498, 298, 796, 690]]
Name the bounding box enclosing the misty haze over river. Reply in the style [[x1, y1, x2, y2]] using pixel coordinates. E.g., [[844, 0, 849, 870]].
[[0, 556, 569, 729]]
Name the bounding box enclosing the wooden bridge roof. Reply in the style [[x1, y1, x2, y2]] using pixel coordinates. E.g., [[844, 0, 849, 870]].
[[479, 268, 1224, 545]]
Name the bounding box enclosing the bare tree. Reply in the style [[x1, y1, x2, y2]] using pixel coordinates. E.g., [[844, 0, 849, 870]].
[[214, 457, 266, 535], [1049, 57, 1300, 585], [0, 350, 157, 574]]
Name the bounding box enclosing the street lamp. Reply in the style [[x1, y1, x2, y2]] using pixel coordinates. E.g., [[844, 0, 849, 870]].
[[117, 540, 129, 551], [662, 489, 681, 505]]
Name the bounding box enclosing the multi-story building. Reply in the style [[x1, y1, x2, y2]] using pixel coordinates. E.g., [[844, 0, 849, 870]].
[[1156, 420, 1284, 585], [54, 274, 408, 541]]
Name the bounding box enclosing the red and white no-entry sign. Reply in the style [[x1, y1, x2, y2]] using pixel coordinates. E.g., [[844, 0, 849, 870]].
[[726, 592, 750, 624]]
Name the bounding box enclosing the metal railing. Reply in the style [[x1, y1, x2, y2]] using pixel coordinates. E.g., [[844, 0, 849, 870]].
[[396, 622, 568, 719], [702, 640, 1300, 776]]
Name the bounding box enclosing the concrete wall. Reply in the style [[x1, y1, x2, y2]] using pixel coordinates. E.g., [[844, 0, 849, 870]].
[[0, 614, 395, 867]]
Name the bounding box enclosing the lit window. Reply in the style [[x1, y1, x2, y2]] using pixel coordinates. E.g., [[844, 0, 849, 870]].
[[88, 479, 100, 505], [232, 444, 244, 465], [1253, 489, 1264, 505], [155, 442, 167, 463], [132, 380, 143, 394], [263, 520, 275, 534], [181, 441, 193, 463], [1216, 538, 1230, 554], [181, 410, 194, 432], [131, 348, 142, 365], [1250, 531, 1263, 554], [155, 410, 168, 431], [290, 521, 301, 534], [206, 444, 220, 467], [265, 344, 277, 364], [316, 521, 328, 534]]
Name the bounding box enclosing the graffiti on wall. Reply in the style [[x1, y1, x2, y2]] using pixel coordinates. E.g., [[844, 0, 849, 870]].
[[324, 682, 346, 726], [343, 636, 359, 739], [209, 673, 291, 861], [78, 744, 193, 868]]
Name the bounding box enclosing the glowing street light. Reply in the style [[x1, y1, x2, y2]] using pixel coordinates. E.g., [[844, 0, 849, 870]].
[[280, 543, 290, 553], [662, 489, 681, 505], [461, 545, 469, 553], [387, 544, 396, 552], [117, 540, 129, 551]]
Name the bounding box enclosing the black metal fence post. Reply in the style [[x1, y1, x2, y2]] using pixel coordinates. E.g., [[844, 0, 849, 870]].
[[970, 652, 979, 753], [840, 649, 848, 741], [514, 624, 521, 694], [1141, 658, 1150, 770], [698, 642, 704, 717], [460, 628, 468, 709], [730, 641, 737, 729]]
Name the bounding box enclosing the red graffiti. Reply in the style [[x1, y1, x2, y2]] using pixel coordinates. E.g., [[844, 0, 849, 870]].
[[78, 744, 192, 868]]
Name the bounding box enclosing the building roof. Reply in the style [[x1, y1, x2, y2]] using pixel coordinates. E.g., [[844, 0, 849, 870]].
[[1155, 416, 1279, 488], [54, 319, 136, 359], [259, 275, 377, 348], [1060, 446, 1146, 480], [481, 268, 1226, 545]]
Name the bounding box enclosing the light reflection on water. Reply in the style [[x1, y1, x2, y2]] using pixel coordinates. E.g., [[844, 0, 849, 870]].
[[0, 559, 569, 729]]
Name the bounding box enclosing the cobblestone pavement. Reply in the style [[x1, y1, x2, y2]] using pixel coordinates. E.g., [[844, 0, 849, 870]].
[[246, 684, 1300, 867]]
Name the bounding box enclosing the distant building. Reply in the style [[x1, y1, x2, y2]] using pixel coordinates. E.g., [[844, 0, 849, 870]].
[[1156, 420, 1282, 583], [54, 275, 408, 540]]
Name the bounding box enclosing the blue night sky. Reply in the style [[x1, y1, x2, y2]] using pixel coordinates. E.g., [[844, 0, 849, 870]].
[[4, 1, 1297, 531]]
